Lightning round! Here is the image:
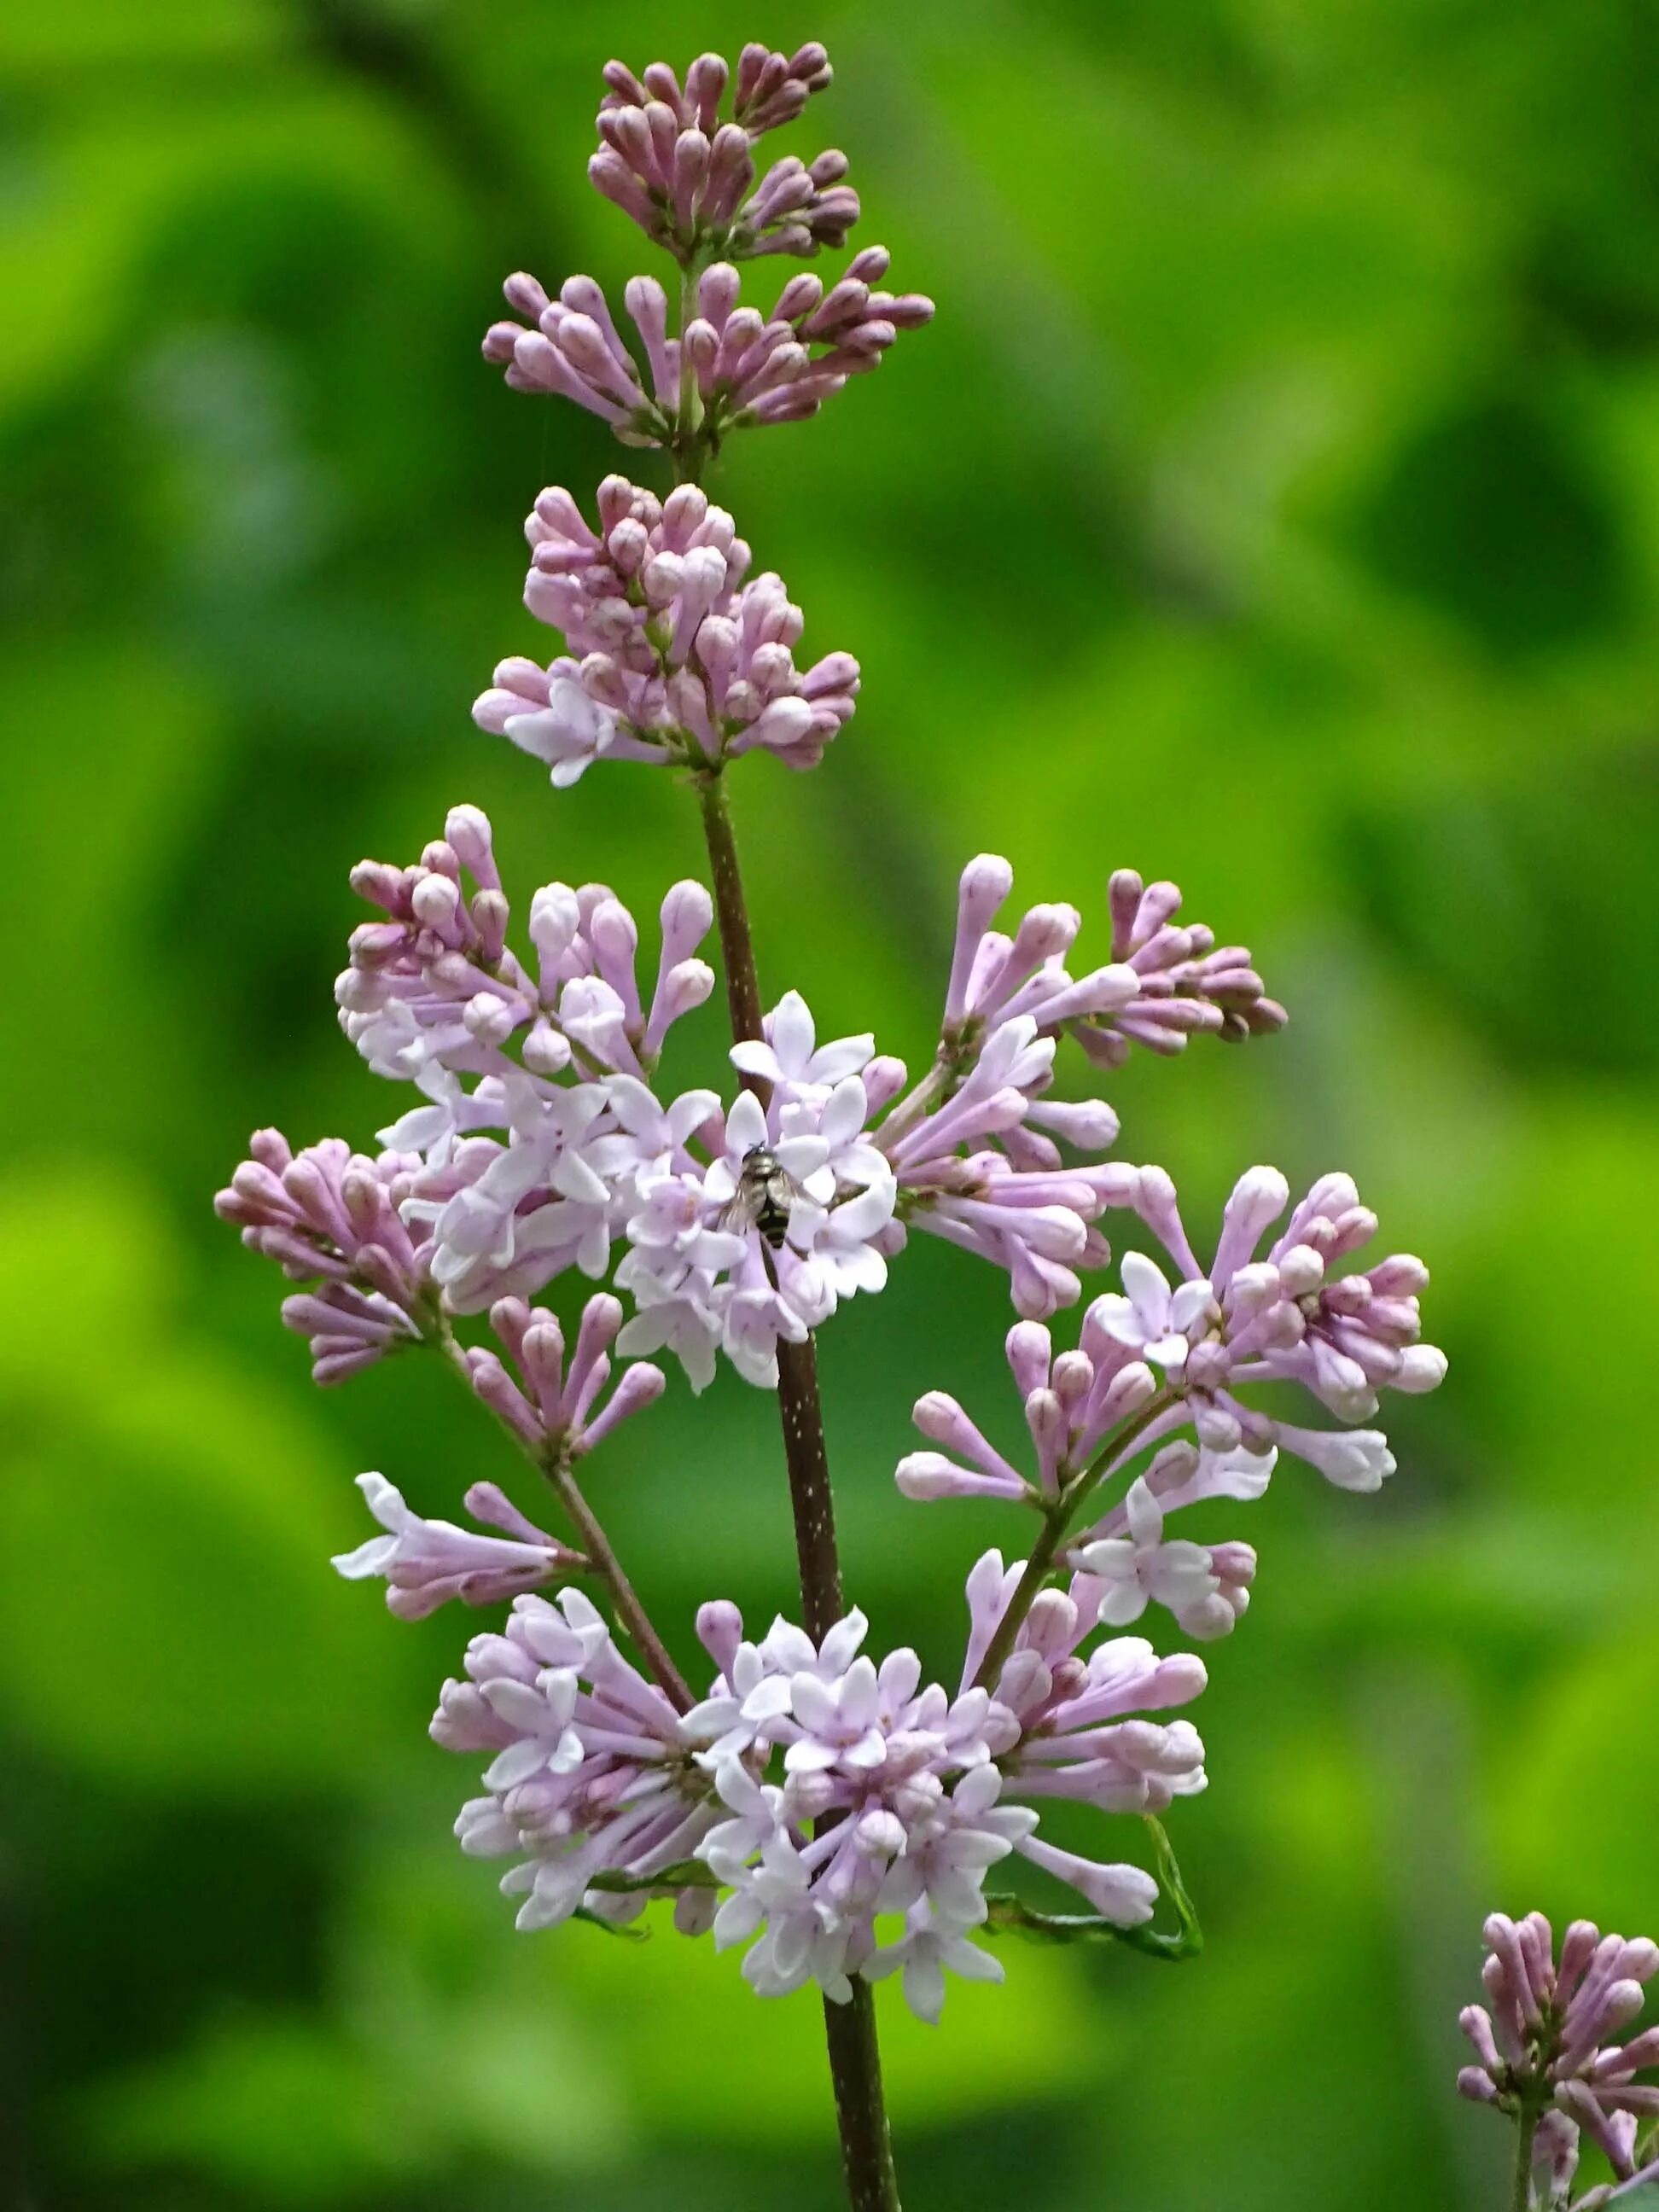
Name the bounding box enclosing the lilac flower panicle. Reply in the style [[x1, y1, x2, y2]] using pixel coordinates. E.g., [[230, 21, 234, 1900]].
[[479, 46, 933, 456], [335, 800, 716, 1086], [218, 31, 1461, 2157], [1098, 1161, 1446, 1474], [419, 1561, 1202, 2023], [1458, 1912, 1659, 2209], [474, 477, 859, 785], [893, 1157, 1441, 1640], [432, 1585, 720, 1936]]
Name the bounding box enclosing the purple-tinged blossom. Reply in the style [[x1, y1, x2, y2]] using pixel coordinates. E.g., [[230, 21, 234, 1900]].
[[592, 46, 857, 264], [965, 1558, 1209, 1826], [898, 1318, 1160, 1510], [1070, 1475, 1257, 1643], [463, 1293, 668, 1458], [474, 478, 858, 782], [1076, 867, 1289, 1067], [617, 1048, 896, 1390], [893, 1163, 1435, 1635], [880, 1014, 1131, 1319], [938, 853, 1284, 1072], [483, 251, 933, 451], [435, 1586, 720, 1936], [1458, 1912, 1659, 2209], [214, 1131, 433, 1383], [440, 1565, 1193, 2019], [333, 1473, 579, 1619], [687, 1603, 1033, 2016], [338, 805, 715, 1095], [1103, 1161, 1446, 1467]]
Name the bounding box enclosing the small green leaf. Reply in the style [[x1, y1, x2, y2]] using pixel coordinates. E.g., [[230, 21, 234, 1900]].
[[570, 1906, 651, 1943], [581, 1860, 720, 1895]]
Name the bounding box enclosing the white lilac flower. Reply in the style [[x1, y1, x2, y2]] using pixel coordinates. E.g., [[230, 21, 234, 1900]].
[[864, 1901, 1005, 2028], [473, 480, 859, 779], [730, 987, 874, 1098], [1068, 1475, 1256, 1644], [1458, 1911, 1659, 2208], [616, 1027, 897, 1389], [661, 1570, 1196, 2019], [433, 1588, 719, 1933]]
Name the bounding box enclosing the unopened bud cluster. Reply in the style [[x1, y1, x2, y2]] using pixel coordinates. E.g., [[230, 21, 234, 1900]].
[[1459, 1912, 1659, 2209]]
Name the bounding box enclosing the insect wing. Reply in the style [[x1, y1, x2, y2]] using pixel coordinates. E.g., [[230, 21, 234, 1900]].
[[715, 1179, 765, 1237]]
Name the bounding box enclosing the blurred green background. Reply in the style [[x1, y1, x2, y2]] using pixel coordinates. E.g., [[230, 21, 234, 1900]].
[[4, 0, 1657, 2205]]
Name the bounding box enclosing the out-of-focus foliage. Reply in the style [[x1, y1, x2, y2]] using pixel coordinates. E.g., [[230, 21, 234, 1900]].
[[3, 0, 1656, 2206]]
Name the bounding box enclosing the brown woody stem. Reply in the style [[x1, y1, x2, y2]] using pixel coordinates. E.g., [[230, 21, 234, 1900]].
[[693, 765, 898, 2210]]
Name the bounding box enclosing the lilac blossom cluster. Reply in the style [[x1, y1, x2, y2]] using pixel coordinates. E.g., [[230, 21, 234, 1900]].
[[218, 48, 1462, 2197], [214, 1131, 434, 1382], [1459, 1912, 1659, 2209], [239, 793, 1321, 1392], [894, 1153, 1443, 1641], [329, 795, 906, 1382], [483, 252, 932, 451], [482, 44, 931, 455], [331, 1498, 1205, 2020], [474, 477, 859, 784], [592, 44, 854, 262]]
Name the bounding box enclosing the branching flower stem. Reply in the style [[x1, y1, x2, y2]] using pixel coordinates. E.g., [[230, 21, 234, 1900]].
[[972, 1394, 1176, 1691], [1511, 2106, 1540, 2212], [693, 762, 897, 2212], [427, 1314, 693, 1711], [661, 201, 909, 2197]]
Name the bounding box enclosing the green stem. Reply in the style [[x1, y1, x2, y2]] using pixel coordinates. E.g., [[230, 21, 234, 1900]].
[[974, 1507, 1068, 1691], [873, 1045, 954, 1151], [696, 773, 767, 1059], [543, 1449, 693, 1710], [429, 1319, 691, 1710], [1511, 2104, 1538, 2212], [972, 1394, 1174, 1690]]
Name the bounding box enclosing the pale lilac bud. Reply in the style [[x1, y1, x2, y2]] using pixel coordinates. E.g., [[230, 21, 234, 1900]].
[[1015, 1834, 1157, 1924], [696, 1598, 743, 1677], [896, 1452, 1027, 1504], [573, 1360, 667, 1453]]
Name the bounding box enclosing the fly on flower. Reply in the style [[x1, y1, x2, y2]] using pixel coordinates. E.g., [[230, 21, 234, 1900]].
[[719, 1144, 810, 1251]]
